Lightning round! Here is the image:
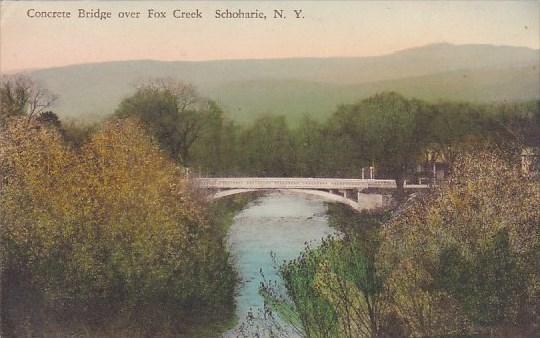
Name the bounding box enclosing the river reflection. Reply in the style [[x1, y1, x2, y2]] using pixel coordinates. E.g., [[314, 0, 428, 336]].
[[225, 192, 337, 336]]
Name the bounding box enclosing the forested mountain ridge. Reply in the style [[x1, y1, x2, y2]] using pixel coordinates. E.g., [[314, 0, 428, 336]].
[[25, 43, 540, 123]]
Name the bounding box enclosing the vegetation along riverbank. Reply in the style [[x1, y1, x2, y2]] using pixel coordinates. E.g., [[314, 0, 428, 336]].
[[260, 146, 539, 337]]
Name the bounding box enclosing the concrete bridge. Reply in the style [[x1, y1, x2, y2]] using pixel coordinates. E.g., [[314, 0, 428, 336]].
[[195, 177, 429, 211]]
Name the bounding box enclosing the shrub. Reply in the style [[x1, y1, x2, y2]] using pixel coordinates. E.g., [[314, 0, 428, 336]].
[[0, 118, 235, 335], [377, 146, 539, 336]]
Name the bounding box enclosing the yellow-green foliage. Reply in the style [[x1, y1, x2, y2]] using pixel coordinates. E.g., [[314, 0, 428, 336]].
[[274, 232, 385, 338], [0, 118, 233, 320], [377, 148, 540, 337], [313, 259, 373, 338]]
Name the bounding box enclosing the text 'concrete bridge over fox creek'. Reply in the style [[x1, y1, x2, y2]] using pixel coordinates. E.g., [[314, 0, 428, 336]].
[[195, 177, 430, 211]]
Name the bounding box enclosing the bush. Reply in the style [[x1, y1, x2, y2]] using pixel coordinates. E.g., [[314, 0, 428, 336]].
[[377, 146, 539, 337], [265, 147, 538, 338], [0, 118, 235, 335], [264, 208, 392, 338]]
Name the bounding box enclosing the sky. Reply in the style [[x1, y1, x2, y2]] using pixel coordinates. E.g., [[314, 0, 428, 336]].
[[1, 1, 539, 72]]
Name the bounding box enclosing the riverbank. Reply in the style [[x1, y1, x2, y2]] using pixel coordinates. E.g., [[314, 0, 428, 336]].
[[263, 150, 539, 337], [207, 193, 262, 234], [256, 202, 392, 337], [172, 193, 260, 337], [0, 120, 243, 338], [1, 194, 257, 338], [325, 202, 392, 235]]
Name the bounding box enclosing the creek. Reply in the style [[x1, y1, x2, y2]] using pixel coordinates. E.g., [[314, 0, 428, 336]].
[[225, 192, 338, 334]]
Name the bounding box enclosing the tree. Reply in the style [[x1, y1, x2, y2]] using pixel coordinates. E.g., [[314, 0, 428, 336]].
[[0, 118, 234, 336], [237, 115, 295, 176], [377, 146, 539, 336], [488, 100, 540, 148], [326, 104, 373, 177], [35, 111, 62, 129], [292, 116, 331, 177], [115, 78, 211, 165], [189, 102, 239, 176], [0, 117, 236, 335], [427, 101, 493, 170], [329, 92, 433, 193], [0, 75, 57, 127]]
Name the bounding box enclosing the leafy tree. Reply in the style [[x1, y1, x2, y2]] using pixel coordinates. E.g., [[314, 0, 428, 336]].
[[60, 120, 98, 148], [34, 111, 62, 129], [326, 104, 373, 177], [436, 229, 529, 327], [377, 146, 539, 337], [0, 117, 236, 335], [329, 92, 433, 193], [426, 101, 488, 170], [237, 115, 295, 176], [190, 102, 239, 176], [488, 100, 540, 147], [260, 207, 396, 338], [292, 116, 333, 177], [115, 78, 211, 165]]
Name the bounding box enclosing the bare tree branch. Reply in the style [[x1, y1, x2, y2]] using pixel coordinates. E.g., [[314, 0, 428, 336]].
[[0, 74, 57, 127]]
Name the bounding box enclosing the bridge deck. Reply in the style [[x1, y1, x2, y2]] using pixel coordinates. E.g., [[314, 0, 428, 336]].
[[195, 177, 407, 190]]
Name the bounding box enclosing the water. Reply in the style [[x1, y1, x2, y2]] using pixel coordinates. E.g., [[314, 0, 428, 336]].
[[225, 192, 337, 334]]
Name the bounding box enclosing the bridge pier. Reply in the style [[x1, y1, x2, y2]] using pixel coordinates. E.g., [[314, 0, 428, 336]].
[[343, 189, 355, 200], [357, 192, 384, 210]]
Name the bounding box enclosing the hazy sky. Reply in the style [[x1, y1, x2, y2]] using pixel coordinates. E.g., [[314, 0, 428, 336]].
[[1, 1, 539, 72]]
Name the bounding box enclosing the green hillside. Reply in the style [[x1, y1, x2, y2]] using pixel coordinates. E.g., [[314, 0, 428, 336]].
[[208, 64, 539, 124], [24, 43, 539, 124]]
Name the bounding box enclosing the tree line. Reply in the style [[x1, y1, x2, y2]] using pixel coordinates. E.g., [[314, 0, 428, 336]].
[[112, 78, 539, 194], [3, 75, 538, 186]]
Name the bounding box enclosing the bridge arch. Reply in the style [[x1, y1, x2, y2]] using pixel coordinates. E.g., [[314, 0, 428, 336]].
[[210, 188, 383, 211], [196, 177, 419, 212]]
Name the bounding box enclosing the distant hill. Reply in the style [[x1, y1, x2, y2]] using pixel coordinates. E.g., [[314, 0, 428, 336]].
[[26, 43, 539, 124], [207, 65, 540, 124]]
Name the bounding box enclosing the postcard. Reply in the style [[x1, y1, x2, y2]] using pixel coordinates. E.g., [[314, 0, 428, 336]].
[[1, 1, 539, 337]]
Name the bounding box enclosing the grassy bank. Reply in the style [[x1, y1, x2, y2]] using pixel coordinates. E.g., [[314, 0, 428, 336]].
[[207, 193, 261, 234]]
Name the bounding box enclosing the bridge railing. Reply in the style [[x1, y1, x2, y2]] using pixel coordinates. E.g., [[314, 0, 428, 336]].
[[195, 177, 400, 189]]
